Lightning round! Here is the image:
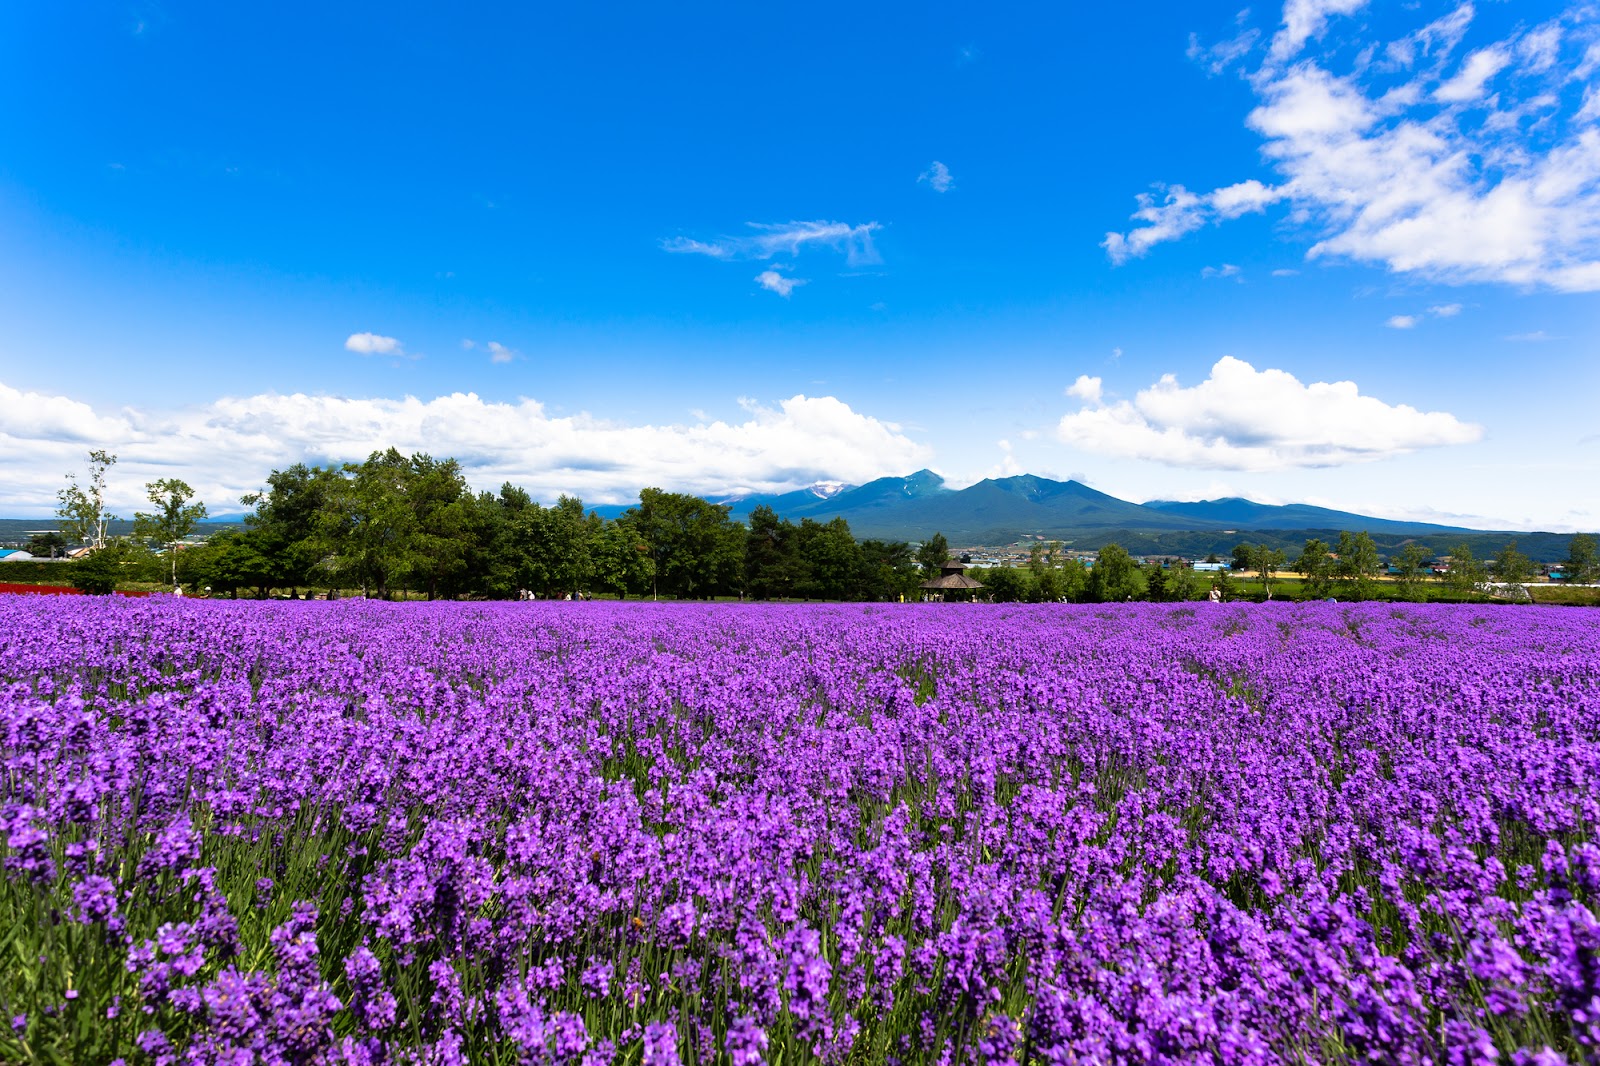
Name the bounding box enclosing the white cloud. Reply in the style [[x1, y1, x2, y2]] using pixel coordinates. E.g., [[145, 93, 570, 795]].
[[1270, 0, 1368, 64], [1056, 355, 1481, 471], [755, 270, 805, 297], [0, 380, 932, 515], [1065, 375, 1103, 403], [1386, 314, 1419, 329], [1428, 303, 1462, 317], [1434, 45, 1510, 103], [1102, 185, 1208, 264], [1201, 263, 1243, 279], [1504, 330, 1558, 342], [486, 341, 516, 364], [1271, 268, 1301, 276], [1106, 3, 1600, 291], [663, 220, 882, 267], [919, 161, 954, 192], [345, 332, 404, 356]]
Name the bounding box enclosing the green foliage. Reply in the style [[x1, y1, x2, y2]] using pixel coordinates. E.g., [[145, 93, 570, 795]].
[[1087, 542, 1139, 602], [1296, 538, 1334, 598], [1445, 542, 1486, 598], [1493, 539, 1533, 588], [68, 543, 127, 594], [25, 531, 67, 558], [55, 450, 117, 550], [624, 488, 744, 599], [1335, 530, 1381, 600], [915, 532, 950, 580], [1564, 532, 1597, 584], [1392, 543, 1432, 601], [133, 478, 209, 587]]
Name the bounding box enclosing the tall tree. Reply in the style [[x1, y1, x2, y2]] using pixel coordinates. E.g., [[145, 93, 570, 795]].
[[243, 463, 348, 594], [1392, 543, 1432, 600], [915, 533, 950, 580], [854, 539, 919, 601], [1565, 532, 1598, 584], [624, 488, 743, 599], [796, 517, 860, 600], [57, 450, 118, 550], [1335, 531, 1381, 600], [744, 505, 805, 599], [1493, 539, 1533, 594], [1088, 543, 1139, 602], [133, 478, 208, 587], [1444, 542, 1485, 598], [1296, 538, 1334, 599]]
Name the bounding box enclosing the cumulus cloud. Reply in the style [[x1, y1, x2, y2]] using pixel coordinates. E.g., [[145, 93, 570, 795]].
[[345, 332, 405, 356], [919, 161, 954, 192], [1065, 375, 1103, 403], [0, 380, 932, 516], [1386, 314, 1419, 329], [1106, 2, 1600, 291], [755, 270, 806, 297], [1055, 355, 1481, 471], [663, 220, 882, 267]]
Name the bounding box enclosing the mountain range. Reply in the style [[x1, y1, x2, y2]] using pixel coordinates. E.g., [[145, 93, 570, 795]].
[[672, 470, 1483, 545]]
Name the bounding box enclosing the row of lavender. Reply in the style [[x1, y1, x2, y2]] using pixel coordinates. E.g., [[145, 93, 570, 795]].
[[2, 597, 1598, 1064]]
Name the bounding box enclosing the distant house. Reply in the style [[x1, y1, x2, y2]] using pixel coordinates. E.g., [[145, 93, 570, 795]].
[[0, 549, 35, 562], [1192, 561, 1227, 573], [66, 547, 95, 560]]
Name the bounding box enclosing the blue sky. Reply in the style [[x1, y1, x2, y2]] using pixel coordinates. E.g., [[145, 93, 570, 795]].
[[1, 1, 1596, 530]]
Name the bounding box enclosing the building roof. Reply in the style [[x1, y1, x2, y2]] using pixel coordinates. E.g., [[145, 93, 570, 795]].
[[920, 572, 985, 590]]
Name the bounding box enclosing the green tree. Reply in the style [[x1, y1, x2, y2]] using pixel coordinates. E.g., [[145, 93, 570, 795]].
[[1296, 538, 1334, 598], [744, 505, 805, 599], [1392, 543, 1432, 601], [322, 449, 421, 598], [25, 532, 67, 559], [56, 450, 117, 550], [1493, 538, 1533, 595], [980, 566, 1031, 602], [624, 488, 744, 599], [68, 540, 127, 594], [916, 533, 950, 580], [242, 463, 348, 594], [1565, 532, 1598, 584], [854, 539, 919, 601], [1444, 542, 1485, 598], [1237, 543, 1287, 600], [1335, 530, 1381, 600], [1143, 562, 1172, 602], [133, 478, 208, 587], [406, 455, 475, 599], [590, 517, 654, 599], [796, 517, 860, 600], [1088, 542, 1139, 602]]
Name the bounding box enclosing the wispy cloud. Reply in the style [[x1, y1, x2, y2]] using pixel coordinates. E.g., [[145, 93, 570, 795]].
[[1107, 2, 1600, 291], [1386, 314, 1419, 329], [663, 220, 882, 267], [1504, 330, 1560, 342], [345, 332, 405, 357], [755, 270, 806, 298], [1428, 303, 1462, 318], [1202, 263, 1243, 280], [919, 161, 954, 193], [1057, 355, 1482, 471]]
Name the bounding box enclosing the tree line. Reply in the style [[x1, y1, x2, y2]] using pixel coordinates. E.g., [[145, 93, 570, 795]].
[[45, 449, 1600, 601]]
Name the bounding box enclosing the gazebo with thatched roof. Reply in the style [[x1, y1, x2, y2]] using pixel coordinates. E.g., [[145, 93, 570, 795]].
[[920, 558, 985, 601]]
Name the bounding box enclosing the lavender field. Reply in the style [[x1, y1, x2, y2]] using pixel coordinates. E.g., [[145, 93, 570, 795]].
[[2, 598, 1598, 1065]]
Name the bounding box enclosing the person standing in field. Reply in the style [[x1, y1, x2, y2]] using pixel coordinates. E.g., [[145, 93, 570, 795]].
[[1208, 585, 1222, 603]]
